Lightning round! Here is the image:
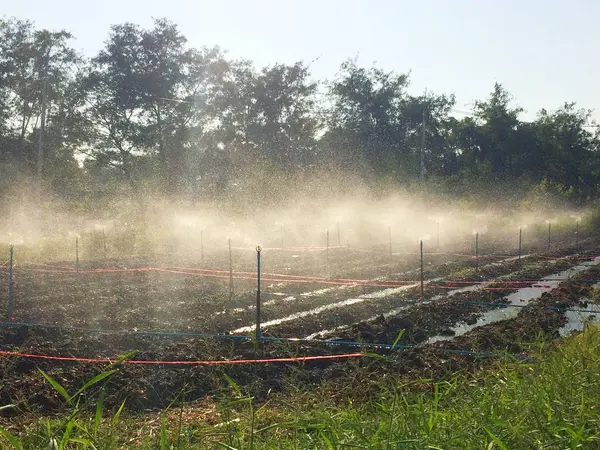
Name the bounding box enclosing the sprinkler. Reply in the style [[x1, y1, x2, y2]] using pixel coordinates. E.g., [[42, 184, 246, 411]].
[[518, 227, 522, 262], [428, 216, 444, 251], [256, 245, 262, 341], [473, 231, 479, 270], [546, 220, 552, 254], [571, 216, 582, 246]]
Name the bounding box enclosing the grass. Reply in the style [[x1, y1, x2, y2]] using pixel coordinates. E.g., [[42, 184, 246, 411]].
[[2, 325, 600, 449]]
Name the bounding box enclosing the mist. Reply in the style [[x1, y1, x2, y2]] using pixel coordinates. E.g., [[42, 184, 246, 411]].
[[0, 170, 590, 267]]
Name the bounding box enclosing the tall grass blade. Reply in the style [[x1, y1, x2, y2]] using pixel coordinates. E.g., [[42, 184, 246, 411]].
[[39, 369, 70, 404], [0, 425, 23, 449], [484, 427, 509, 450], [223, 373, 241, 396], [160, 413, 168, 450], [60, 420, 75, 449], [391, 329, 406, 350], [94, 387, 105, 439], [70, 369, 118, 400], [109, 350, 139, 367], [70, 438, 96, 448], [111, 399, 127, 426]]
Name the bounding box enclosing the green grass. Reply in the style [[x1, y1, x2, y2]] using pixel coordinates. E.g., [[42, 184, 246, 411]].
[[3, 325, 600, 449]]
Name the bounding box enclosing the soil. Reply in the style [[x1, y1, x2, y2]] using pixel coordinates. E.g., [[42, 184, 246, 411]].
[[0, 236, 598, 418]]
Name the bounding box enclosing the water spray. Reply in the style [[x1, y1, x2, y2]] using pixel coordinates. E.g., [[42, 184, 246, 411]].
[[75, 236, 80, 274], [200, 229, 204, 264], [572, 216, 582, 246], [228, 238, 233, 300], [326, 229, 330, 269], [102, 227, 107, 259], [546, 220, 551, 253], [419, 239, 424, 302], [337, 222, 341, 247], [518, 227, 522, 262], [388, 225, 392, 262], [437, 221, 440, 251], [7, 245, 14, 321], [474, 231, 479, 270], [256, 245, 262, 341]]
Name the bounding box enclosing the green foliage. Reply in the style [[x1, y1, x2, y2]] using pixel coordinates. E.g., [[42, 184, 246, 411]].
[[0, 17, 599, 204], [0, 357, 130, 449], [4, 327, 600, 448]]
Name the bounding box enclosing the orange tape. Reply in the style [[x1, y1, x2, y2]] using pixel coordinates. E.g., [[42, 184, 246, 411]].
[[0, 350, 364, 365]]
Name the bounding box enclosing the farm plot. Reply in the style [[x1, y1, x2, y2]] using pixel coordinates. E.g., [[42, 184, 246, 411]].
[[1, 245, 485, 334], [0, 236, 599, 412]]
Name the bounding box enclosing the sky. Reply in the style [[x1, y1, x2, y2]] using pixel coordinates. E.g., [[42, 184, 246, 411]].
[[1, 0, 598, 122]]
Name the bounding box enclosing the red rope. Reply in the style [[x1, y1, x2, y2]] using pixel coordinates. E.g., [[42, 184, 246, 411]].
[[0, 350, 364, 365]]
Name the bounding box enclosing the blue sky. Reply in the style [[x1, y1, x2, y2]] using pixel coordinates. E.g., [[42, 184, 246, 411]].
[[2, 0, 598, 122]]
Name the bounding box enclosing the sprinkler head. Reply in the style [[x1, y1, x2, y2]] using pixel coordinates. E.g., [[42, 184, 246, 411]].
[[256, 245, 262, 253]]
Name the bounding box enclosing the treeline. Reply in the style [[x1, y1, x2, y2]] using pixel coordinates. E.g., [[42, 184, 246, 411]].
[[0, 17, 598, 205]]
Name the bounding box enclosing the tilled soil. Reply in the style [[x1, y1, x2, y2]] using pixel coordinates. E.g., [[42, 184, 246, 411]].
[[0, 239, 598, 416]]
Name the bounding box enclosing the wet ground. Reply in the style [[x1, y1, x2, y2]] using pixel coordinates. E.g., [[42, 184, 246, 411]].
[[0, 238, 599, 414]]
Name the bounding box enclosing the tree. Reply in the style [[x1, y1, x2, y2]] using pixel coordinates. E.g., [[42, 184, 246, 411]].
[[82, 19, 227, 196], [210, 60, 319, 171], [471, 83, 523, 175], [533, 103, 599, 201], [324, 59, 410, 177], [402, 92, 456, 177], [0, 18, 82, 194]]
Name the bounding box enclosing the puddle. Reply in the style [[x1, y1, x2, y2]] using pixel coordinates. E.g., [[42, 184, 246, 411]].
[[261, 268, 420, 307], [306, 282, 492, 339], [233, 276, 446, 333], [232, 298, 368, 333], [559, 281, 600, 336], [234, 254, 541, 335], [427, 257, 600, 344], [559, 302, 600, 336]]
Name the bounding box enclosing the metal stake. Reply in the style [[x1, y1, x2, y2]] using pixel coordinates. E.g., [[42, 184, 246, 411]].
[[518, 228, 522, 262], [256, 246, 262, 341], [475, 232, 479, 270]]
